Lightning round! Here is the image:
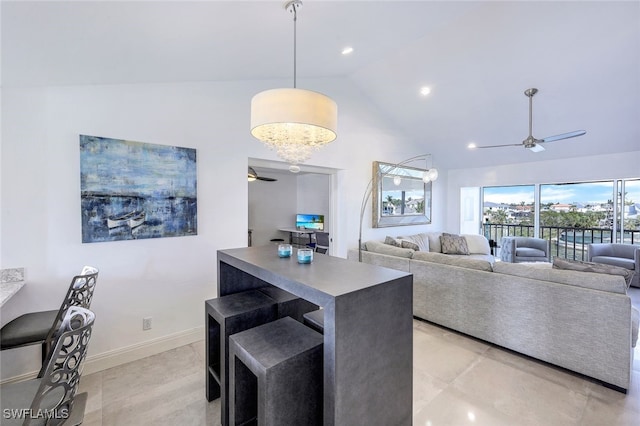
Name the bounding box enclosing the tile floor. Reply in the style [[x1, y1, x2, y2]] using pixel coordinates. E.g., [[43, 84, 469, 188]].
[[79, 290, 640, 426]]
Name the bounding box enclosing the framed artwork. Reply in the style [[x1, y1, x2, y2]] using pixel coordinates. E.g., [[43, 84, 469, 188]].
[[372, 161, 432, 227], [80, 135, 197, 243]]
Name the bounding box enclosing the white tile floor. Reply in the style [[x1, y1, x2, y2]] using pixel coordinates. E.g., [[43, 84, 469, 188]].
[[79, 305, 640, 425]]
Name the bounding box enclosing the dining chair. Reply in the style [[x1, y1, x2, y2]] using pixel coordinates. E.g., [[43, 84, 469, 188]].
[[0, 306, 96, 426], [0, 266, 99, 373]]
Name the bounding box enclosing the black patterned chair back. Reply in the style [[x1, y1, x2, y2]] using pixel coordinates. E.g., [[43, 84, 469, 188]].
[[28, 306, 95, 425], [39, 266, 98, 377]]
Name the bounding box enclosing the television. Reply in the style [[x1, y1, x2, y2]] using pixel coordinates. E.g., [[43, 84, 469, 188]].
[[296, 214, 324, 231]]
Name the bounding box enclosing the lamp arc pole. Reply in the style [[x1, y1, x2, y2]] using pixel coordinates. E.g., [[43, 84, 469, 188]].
[[358, 154, 436, 262]]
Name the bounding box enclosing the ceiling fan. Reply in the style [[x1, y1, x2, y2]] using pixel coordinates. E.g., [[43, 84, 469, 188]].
[[471, 88, 586, 152], [248, 167, 277, 182]]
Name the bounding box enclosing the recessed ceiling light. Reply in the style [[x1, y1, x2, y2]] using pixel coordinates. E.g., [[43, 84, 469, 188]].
[[420, 86, 431, 96], [341, 46, 354, 55], [467, 142, 477, 149]]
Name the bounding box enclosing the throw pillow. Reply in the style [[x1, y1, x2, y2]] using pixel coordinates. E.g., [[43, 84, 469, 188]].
[[384, 236, 401, 247], [440, 233, 470, 255], [552, 258, 634, 288], [400, 240, 420, 251], [397, 233, 430, 252]]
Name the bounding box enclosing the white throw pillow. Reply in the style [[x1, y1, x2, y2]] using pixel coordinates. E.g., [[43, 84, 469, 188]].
[[463, 234, 491, 255]]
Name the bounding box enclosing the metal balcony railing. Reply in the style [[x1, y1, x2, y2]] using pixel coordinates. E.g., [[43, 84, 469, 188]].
[[483, 223, 640, 261]]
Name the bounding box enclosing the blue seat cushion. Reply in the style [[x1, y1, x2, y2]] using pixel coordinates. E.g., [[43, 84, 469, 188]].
[[516, 247, 546, 257], [0, 310, 57, 349], [591, 256, 635, 270]]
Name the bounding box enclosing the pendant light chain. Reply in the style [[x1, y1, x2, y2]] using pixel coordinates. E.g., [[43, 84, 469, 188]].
[[290, 1, 298, 89]]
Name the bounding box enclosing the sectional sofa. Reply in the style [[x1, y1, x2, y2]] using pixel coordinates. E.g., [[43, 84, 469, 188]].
[[347, 232, 639, 391]]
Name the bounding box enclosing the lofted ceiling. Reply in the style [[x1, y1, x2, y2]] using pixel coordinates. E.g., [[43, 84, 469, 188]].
[[2, 1, 639, 170]]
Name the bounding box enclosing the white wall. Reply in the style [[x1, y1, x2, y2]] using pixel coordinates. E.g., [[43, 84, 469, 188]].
[[0, 77, 438, 380], [446, 151, 640, 232], [248, 171, 298, 247]]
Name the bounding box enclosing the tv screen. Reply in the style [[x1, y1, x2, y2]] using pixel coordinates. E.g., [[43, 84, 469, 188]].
[[296, 214, 324, 231]]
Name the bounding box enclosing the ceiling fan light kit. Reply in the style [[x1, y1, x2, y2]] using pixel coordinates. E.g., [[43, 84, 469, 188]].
[[472, 88, 586, 152]]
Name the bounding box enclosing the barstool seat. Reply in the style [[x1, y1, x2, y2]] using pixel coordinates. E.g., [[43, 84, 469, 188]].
[[205, 290, 278, 425], [303, 309, 325, 334], [229, 317, 323, 426]]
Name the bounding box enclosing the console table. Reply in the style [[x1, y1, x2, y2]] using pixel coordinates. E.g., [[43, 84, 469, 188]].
[[214, 246, 413, 425]]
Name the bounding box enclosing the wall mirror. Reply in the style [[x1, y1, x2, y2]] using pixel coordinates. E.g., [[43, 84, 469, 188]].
[[372, 161, 432, 227]]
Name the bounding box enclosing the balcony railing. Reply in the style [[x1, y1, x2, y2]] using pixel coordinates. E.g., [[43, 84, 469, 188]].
[[483, 223, 640, 261]]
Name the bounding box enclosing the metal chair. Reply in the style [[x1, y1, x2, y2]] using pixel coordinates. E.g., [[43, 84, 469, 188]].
[[0, 266, 99, 371], [0, 306, 96, 426], [314, 232, 330, 254]]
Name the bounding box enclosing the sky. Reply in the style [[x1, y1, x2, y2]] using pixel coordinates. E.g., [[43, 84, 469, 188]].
[[484, 180, 640, 205]]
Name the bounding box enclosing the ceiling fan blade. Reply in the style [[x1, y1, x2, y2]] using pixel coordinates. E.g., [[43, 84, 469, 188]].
[[248, 166, 277, 182], [473, 143, 524, 149], [540, 130, 586, 143]]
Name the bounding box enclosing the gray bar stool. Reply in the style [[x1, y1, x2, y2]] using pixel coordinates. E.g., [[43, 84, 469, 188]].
[[258, 286, 318, 322], [229, 316, 323, 426], [205, 290, 278, 426], [303, 309, 325, 334]]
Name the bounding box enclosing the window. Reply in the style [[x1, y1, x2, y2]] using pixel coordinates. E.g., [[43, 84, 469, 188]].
[[481, 179, 639, 261]]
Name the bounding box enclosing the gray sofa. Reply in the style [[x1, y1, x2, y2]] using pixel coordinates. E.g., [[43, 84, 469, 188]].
[[347, 232, 639, 391]]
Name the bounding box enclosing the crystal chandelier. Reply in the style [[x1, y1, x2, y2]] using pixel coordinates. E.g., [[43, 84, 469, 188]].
[[250, 0, 337, 169]]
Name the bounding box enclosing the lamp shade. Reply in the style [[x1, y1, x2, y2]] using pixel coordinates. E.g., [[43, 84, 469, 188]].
[[251, 88, 338, 159]]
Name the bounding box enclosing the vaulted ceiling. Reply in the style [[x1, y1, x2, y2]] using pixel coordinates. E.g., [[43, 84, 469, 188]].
[[3, 1, 639, 169]]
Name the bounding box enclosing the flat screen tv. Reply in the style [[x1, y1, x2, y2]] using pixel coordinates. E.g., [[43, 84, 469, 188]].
[[296, 214, 324, 231]]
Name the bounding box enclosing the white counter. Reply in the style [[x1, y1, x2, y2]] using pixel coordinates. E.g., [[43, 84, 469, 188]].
[[0, 281, 25, 307]]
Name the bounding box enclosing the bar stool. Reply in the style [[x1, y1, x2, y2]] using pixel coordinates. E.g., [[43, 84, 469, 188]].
[[229, 317, 323, 426], [205, 290, 278, 426], [303, 309, 325, 334], [258, 286, 318, 322]]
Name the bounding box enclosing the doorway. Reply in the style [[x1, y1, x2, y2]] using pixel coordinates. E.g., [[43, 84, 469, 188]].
[[248, 158, 338, 254]]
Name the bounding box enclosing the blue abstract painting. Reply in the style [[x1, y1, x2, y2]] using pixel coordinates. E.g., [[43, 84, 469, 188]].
[[80, 135, 197, 243]]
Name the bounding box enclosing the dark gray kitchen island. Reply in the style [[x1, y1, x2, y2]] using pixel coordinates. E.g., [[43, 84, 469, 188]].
[[211, 246, 413, 426]]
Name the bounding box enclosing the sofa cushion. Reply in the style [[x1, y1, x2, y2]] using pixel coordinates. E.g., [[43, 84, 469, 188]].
[[421, 232, 442, 253], [397, 233, 430, 252], [440, 233, 469, 255], [463, 234, 491, 255], [516, 247, 547, 258], [412, 251, 493, 272], [365, 240, 414, 258], [553, 258, 634, 288], [591, 256, 635, 271], [494, 262, 627, 294]]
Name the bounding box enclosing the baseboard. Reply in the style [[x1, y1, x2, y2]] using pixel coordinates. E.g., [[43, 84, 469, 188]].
[[0, 326, 204, 385], [83, 326, 204, 375]]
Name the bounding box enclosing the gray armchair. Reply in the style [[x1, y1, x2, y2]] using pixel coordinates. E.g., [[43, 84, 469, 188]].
[[588, 243, 640, 288], [500, 237, 550, 263]]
